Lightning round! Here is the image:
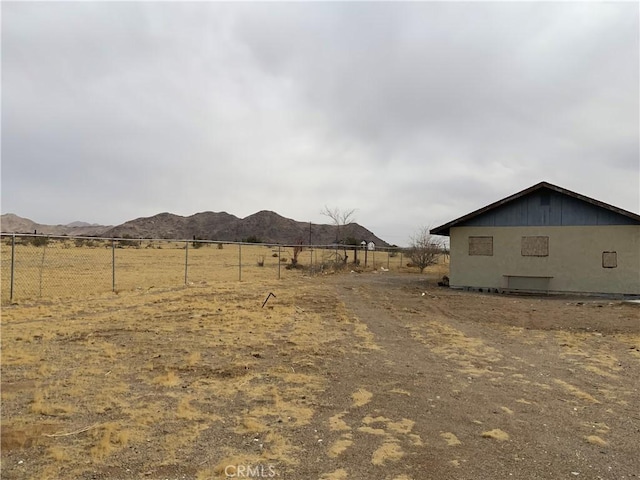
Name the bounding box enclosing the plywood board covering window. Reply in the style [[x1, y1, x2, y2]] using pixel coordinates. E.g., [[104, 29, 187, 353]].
[[602, 251, 617, 268], [469, 236, 493, 256], [521, 236, 549, 256]]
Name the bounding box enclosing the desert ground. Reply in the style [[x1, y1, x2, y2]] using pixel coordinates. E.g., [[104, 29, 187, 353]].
[[1, 257, 639, 479]]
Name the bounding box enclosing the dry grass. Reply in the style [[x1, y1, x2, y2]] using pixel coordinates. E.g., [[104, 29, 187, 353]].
[[351, 388, 373, 407], [371, 440, 405, 465], [387, 418, 415, 435], [553, 379, 600, 404], [1, 273, 366, 478], [328, 413, 351, 432], [358, 426, 387, 435], [327, 436, 353, 458], [481, 429, 510, 441], [585, 435, 608, 447], [440, 432, 462, 446], [319, 469, 348, 480]]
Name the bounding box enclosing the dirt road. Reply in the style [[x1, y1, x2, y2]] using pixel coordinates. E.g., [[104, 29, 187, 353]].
[[307, 272, 639, 480]]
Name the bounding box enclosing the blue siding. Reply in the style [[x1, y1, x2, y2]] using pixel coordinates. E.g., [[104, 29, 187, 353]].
[[463, 189, 637, 227]]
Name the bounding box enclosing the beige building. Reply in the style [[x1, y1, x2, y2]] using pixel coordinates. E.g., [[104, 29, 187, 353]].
[[431, 182, 640, 296]]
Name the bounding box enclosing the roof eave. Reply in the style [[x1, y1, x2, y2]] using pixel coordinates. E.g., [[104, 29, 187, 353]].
[[429, 181, 640, 236]]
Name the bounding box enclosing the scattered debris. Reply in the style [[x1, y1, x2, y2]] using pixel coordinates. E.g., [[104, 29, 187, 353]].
[[43, 423, 100, 438], [261, 292, 276, 308]]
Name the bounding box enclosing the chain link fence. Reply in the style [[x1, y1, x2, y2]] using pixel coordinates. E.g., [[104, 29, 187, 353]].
[[1, 234, 407, 304]]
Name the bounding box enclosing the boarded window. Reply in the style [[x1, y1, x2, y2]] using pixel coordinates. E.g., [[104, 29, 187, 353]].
[[522, 236, 549, 256], [469, 236, 493, 256], [602, 251, 617, 268]]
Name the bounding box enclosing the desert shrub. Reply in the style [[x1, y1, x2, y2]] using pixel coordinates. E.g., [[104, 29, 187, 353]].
[[119, 234, 140, 248], [305, 260, 346, 275], [344, 236, 360, 246], [243, 235, 262, 244], [257, 255, 265, 267], [407, 227, 445, 273], [75, 237, 101, 248], [217, 243, 224, 250], [29, 236, 49, 247]]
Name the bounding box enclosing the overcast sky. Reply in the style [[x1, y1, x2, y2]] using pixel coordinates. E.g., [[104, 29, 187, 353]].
[[2, 2, 638, 246]]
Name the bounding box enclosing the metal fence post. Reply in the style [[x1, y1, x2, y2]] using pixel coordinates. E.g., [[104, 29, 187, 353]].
[[238, 243, 242, 281], [112, 239, 116, 292], [278, 245, 281, 280], [387, 250, 390, 270], [10, 234, 15, 302], [184, 240, 189, 285], [38, 237, 48, 298]]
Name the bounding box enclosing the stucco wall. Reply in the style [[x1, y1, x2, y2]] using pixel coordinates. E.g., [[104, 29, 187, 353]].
[[449, 225, 640, 295]]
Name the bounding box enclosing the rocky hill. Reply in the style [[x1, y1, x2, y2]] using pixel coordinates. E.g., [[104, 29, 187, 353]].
[[1, 211, 389, 246], [104, 210, 388, 246], [0, 214, 112, 236]]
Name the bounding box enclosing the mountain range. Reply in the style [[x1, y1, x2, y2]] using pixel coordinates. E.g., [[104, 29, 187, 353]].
[[0, 211, 390, 246]]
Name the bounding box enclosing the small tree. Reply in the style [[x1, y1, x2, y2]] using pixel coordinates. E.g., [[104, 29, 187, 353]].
[[321, 206, 356, 265], [408, 227, 445, 273], [291, 239, 304, 267], [321, 206, 356, 244]]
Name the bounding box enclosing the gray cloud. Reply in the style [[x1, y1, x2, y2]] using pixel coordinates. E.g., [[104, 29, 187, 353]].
[[2, 2, 637, 245]]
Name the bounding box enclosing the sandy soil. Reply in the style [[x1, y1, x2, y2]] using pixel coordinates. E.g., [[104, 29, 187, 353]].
[[1, 270, 639, 479]]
